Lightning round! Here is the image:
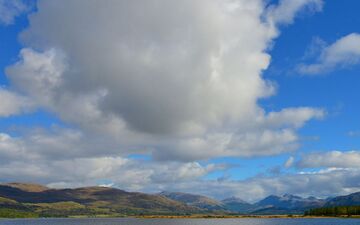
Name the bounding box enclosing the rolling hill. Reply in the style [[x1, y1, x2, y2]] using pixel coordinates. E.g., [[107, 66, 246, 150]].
[[0, 182, 359, 217], [0, 183, 201, 217]]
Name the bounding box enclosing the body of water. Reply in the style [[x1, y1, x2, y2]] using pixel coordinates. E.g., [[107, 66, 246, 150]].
[[0, 218, 359, 225]]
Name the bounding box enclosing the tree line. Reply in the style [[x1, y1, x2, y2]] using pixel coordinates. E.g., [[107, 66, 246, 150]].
[[305, 206, 360, 216]]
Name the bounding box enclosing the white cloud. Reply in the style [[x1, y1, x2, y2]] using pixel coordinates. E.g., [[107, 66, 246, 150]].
[[298, 33, 360, 74], [266, 0, 323, 26], [5, 47, 324, 161], [296, 150, 360, 169], [0, 133, 33, 162], [0, 133, 219, 191], [0, 88, 33, 117], [263, 107, 325, 128], [6, 48, 66, 105], [0, 0, 29, 25], [16, 0, 275, 136], [227, 129, 299, 157]]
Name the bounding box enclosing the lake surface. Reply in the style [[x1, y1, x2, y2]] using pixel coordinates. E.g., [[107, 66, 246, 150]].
[[0, 218, 359, 225]]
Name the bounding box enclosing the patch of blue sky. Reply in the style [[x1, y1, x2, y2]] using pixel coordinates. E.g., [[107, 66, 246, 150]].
[[0, 110, 66, 136], [0, 13, 30, 85], [127, 154, 152, 161], [205, 154, 291, 180]]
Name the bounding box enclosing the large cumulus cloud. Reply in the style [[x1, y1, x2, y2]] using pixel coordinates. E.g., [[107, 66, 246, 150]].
[[3, 0, 325, 161], [0, 0, 343, 200]]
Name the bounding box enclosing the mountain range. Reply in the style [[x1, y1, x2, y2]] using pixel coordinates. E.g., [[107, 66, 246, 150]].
[[0, 182, 359, 217], [160, 192, 328, 215]]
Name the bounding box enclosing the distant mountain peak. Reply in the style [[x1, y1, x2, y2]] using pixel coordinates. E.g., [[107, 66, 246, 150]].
[[255, 193, 326, 213]]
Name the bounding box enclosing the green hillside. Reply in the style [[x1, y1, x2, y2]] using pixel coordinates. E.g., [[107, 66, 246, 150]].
[[0, 183, 202, 218]]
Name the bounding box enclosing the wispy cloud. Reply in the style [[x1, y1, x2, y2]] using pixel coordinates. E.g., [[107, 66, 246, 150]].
[[298, 33, 360, 75], [348, 131, 360, 137], [266, 0, 323, 26], [0, 0, 29, 25], [296, 150, 360, 169]]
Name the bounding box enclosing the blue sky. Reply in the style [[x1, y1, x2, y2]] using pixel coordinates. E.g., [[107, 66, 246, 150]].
[[263, 0, 360, 156], [0, 0, 360, 201]]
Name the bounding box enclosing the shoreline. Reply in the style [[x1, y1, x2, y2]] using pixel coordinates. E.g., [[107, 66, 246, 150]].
[[136, 215, 360, 219], [2, 215, 359, 220]]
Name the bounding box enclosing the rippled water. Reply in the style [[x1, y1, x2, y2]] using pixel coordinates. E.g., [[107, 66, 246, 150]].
[[0, 218, 359, 225]]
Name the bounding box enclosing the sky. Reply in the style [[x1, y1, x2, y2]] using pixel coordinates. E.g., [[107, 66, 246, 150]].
[[0, 0, 360, 202]]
